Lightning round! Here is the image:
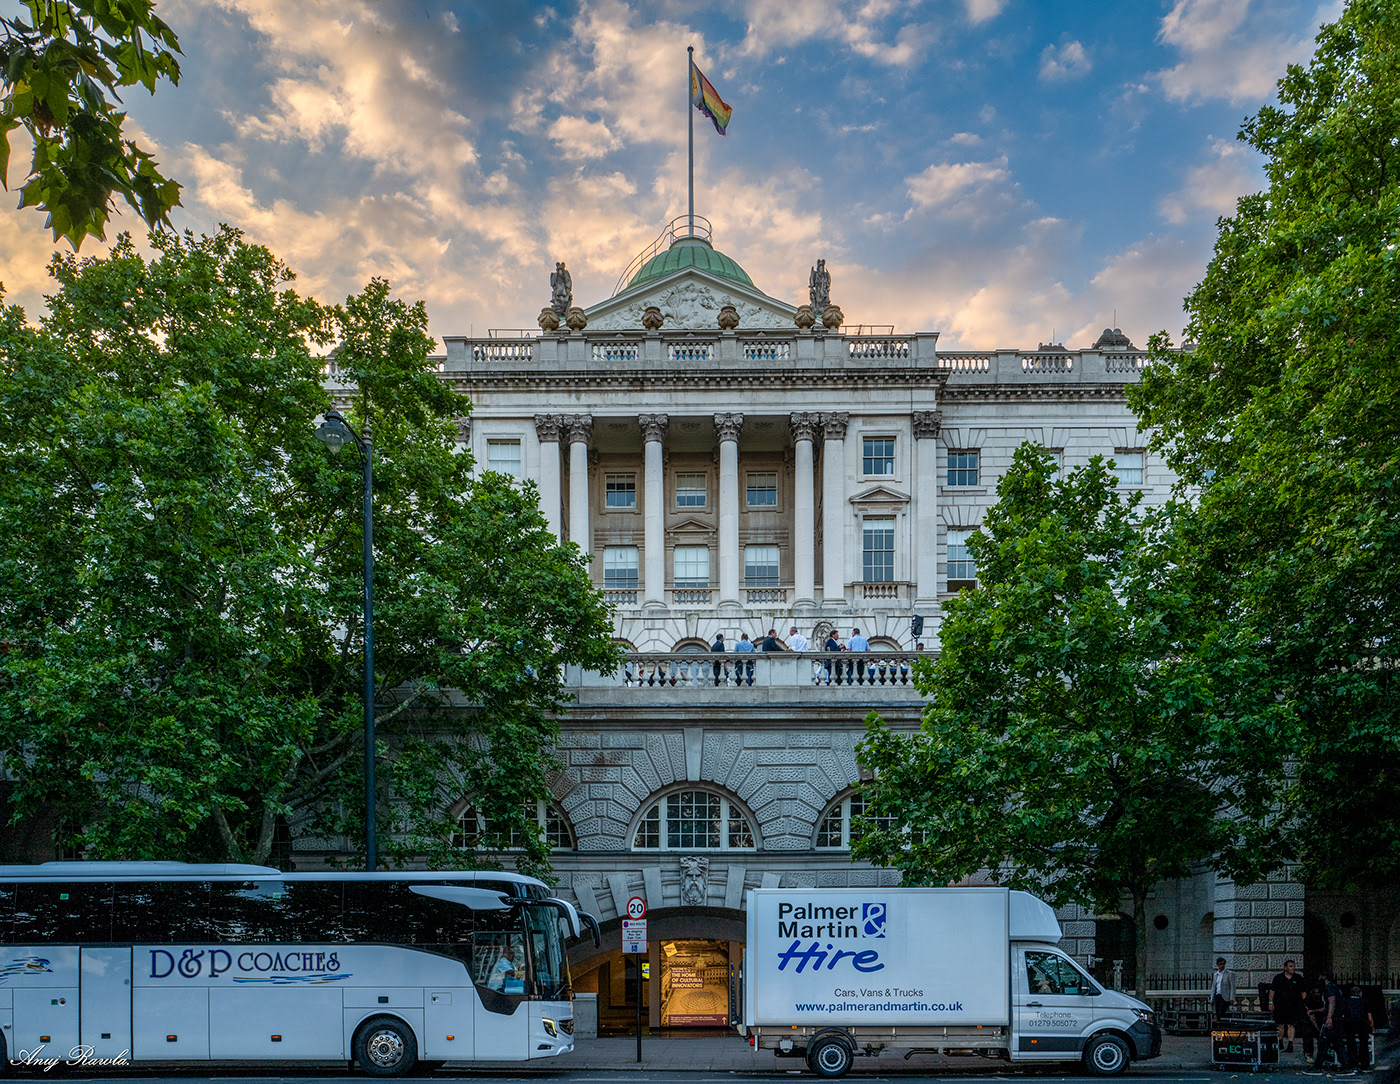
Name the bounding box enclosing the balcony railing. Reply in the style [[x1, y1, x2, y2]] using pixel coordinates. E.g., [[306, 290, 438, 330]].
[[604, 588, 638, 605], [605, 651, 928, 690], [670, 587, 712, 606], [472, 340, 534, 363]]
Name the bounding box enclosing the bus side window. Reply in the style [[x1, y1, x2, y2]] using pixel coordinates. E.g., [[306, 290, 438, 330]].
[[0, 884, 14, 943], [473, 932, 527, 994], [113, 882, 211, 943], [14, 882, 113, 943]]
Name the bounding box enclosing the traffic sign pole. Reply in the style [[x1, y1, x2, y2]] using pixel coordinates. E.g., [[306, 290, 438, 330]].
[[625, 897, 647, 1062]]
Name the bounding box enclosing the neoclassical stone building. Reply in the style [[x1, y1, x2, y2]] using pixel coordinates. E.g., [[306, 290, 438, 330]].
[[327, 218, 1370, 1030]]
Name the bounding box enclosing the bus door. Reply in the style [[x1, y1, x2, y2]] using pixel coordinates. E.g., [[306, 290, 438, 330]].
[[80, 947, 132, 1060]]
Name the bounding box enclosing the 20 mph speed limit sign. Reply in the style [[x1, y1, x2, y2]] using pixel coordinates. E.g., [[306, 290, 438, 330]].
[[626, 896, 647, 920]]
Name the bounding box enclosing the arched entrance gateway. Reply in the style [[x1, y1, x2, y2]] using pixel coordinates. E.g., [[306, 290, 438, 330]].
[[570, 907, 747, 1033]]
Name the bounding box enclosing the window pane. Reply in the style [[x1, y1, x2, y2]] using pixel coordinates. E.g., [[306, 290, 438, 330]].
[[604, 546, 639, 588], [606, 473, 637, 508], [487, 439, 522, 478], [947, 529, 977, 582], [728, 802, 754, 849], [668, 792, 721, 849], [816, 805, 845, 848], [1112, 452, 1143, 486], [744, 544, 779, 586], [675, 473, 707, 508], [543, 806, 574, 850], [862, 518, 895, 583], [862, 437, 895, 476], [14, 883, 113, 942], [673, 545, 710, 587], [849, 792, 897, 833], [746, 472, 777, 507], [947, 450, 980, 486], [634, 803, 661, 848], [112, 882, 211, 943]]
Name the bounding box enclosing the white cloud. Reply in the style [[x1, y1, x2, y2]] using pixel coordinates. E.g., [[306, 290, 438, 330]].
[[735, 0, 939, 66], [1039, 39, 1092, 82], [547, 116, 625, 160], [1158, 137, 1265, 225], [947, 132, 983, 146], [1152, 0, 1342, 105], [905, 158, 1011, 210], [964, 0, 1007, 25]]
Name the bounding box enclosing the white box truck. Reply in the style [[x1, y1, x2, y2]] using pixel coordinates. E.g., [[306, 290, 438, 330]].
[[738, 887, 1161, 1078]]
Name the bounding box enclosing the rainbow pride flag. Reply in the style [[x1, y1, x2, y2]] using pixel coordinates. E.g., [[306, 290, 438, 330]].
[[691, 60, 733, 136]]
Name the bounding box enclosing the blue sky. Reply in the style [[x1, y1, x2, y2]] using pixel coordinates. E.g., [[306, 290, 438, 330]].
[[0, 0, 1341, 349]]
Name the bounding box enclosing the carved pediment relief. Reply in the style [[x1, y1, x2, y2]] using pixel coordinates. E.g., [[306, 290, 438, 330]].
[[587, 272, 796, 332], [670, 516, 716, 534]]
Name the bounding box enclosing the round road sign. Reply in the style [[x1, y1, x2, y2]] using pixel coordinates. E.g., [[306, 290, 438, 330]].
[[626, 896, 647, 920]]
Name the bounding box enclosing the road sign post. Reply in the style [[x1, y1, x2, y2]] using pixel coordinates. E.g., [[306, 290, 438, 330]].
[[624, 898, 647, 1062]]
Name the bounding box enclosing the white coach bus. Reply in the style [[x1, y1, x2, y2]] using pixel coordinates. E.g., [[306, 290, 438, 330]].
[[0, 862, 600, 1075]]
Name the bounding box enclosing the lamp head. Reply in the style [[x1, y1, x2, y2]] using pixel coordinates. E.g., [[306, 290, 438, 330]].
[[315, 411, 356, 455]]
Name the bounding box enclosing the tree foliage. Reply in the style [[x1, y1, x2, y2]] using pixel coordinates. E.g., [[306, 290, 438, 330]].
[[1, 0, 182, 248], [1130, 0, 1400, 887], [0, 226, 618, 875], [855, 446, 1287, 996]]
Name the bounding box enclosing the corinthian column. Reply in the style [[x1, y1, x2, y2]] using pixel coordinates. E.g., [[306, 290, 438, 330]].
[[715, 412, 744, 605], [790, 412, 820, 606], [913, 410, 942, 605], [564, 414, 593, 552], [535, 414, 564, 541], [820, 412, 849, 607], [639, 413, 669, 606]]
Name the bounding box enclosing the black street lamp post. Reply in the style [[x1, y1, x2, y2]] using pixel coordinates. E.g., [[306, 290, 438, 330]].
[[315, 410, 377, 872]]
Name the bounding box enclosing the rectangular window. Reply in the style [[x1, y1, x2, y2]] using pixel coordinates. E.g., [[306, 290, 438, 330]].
[[746, 472, 777, 507], [673, 545, 710, 588], [744, 544, 780, 587], [1112, 450, 1144, 487], [947, 528, 977, 586], [862, 518, 895, 583], [486, 439, 521, 478], [947, 450, 980, 487], [603, 546, 638, 589], [1047, 447, 1064, 477], [605, 473, 637, 508], [675, 473, 707, 508], [862, 436, 895, 476]]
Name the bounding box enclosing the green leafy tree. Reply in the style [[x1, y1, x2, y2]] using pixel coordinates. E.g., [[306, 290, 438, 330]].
[[855, 446, 1286, 996], [0, 226, 618, 875], [1130, 0, 1400, 887], [1, 0, 182, 247]]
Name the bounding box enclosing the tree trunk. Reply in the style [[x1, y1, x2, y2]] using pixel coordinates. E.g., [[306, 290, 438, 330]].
[[1132, 890, 1149, 1001]]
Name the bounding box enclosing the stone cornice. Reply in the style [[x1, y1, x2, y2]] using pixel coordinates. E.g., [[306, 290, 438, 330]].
[[939, 383, 1132, 403], [441, 367, 951, 393]]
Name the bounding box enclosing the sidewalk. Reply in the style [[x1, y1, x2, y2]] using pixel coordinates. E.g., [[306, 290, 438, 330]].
[[469, 1032, 1219, 1074]]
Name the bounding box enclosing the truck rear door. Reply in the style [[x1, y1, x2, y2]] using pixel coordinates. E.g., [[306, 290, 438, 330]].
[[1013, 947, 1098, 1061]]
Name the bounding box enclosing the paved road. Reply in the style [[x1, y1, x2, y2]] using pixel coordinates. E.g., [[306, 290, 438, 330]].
[[16, 1070, 1390, 1083]]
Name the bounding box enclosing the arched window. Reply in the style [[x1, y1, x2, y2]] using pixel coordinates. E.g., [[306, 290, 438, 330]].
[[454, 799, 575, 852], [815, 792, 897, 849], [632, 789, 757, 851], [672, 638, 711, 653]]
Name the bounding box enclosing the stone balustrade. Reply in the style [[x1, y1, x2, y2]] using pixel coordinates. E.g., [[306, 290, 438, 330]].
[[570, 651, 929, 692]]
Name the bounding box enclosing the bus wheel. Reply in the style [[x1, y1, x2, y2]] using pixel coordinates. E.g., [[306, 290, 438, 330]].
[[807, 1036, 853, 1078], [1082, 1033, 1130, 1076], [355, 1016, 419, 1077]]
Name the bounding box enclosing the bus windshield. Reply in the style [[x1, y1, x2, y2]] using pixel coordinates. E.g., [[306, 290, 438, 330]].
[[525, 901, 569, 999]]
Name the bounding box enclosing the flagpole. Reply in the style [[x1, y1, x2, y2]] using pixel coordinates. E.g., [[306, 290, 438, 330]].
[[687, 45, 694, 238]]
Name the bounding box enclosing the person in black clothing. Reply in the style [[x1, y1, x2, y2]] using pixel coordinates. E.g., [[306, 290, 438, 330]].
[[1270, 959, 1306, 1052], [1311, 972, 1351, 1072], [1341, 984, 1373, 1071], [1299, 980, 1326, 1061], [710, 632, 727, 686], [761, 628, 785, 651]]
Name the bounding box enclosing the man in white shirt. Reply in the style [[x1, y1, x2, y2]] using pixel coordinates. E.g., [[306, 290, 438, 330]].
[[489, 945, 524, 992], [1212, 957, 1236, 1020], [788, 626, 810, 651], [848, 626, 871, 683]]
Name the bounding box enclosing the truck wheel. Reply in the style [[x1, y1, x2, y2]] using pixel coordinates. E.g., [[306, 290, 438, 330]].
[[1083, 1033, 1130, 1077], [807, 1036, 854, 1078], [355, 1015, 419, 1077]]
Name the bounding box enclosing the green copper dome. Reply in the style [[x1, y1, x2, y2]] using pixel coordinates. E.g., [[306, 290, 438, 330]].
[[625, 239, 754, 292]]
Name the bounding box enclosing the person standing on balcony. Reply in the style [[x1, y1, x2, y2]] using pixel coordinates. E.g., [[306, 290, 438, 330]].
[[711, 632, 728, 686], [733, 632, 756, 685], [823, 630, 843, 684], [848, 627, 871, 684], [788, 626, 810, 651], [762, 629, 785, 651]]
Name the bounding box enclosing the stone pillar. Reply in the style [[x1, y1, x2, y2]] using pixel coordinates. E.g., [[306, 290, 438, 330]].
[[820, 412, 849, 607], [640, 413, 669, 607], [913, 410, 942, 605], [715, 412, 744, 606], [790, 412, 819, 606], [565, 414, 593, 552], [534, 414, 564, 542]]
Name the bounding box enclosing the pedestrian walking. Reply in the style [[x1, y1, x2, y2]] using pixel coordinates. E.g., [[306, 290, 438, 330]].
[[1309, 972, 1351, 1074], [1270, 959, 1306, 1053], [1341, 984, 1372, 1072]]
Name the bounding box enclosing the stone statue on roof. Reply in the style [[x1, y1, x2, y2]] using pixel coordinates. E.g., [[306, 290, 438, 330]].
[[809, 258, 830, 311], [550, 262, 572, 316]]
